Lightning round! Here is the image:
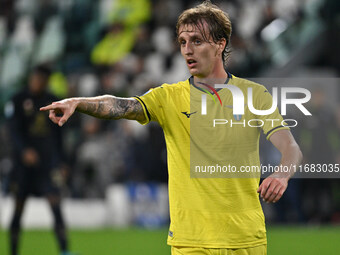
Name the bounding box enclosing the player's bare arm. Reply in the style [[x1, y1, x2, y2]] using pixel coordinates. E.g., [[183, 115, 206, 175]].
[[40, 96, 146, 127], [257, 129, 303, 203]]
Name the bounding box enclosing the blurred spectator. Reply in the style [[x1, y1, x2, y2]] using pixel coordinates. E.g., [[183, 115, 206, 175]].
[[4, 65, 73, 255], [91, 23, 137, 66]]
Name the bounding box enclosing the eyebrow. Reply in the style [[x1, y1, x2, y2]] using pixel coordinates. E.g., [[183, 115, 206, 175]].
[[178, 33, 204, 42]]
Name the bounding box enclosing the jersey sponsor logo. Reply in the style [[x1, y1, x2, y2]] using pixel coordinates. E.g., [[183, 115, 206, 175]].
[[181, 111, 197, 118], [168, 231, 174, 237]]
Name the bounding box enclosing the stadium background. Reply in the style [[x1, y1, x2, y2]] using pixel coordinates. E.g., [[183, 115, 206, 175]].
[[0, 0, 339, 254]]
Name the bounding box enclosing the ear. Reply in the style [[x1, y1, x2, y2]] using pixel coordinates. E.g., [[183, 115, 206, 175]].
[[217, 38, 227, 55]]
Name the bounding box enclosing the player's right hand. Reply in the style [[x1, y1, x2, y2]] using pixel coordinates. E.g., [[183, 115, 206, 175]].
[[40, 99, 78, 127]]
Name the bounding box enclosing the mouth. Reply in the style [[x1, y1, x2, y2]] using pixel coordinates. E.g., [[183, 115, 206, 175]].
[[187, 59, 197, 68]]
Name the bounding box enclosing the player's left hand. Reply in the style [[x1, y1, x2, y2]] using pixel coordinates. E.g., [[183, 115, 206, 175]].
[[257, 175, 289, 203]]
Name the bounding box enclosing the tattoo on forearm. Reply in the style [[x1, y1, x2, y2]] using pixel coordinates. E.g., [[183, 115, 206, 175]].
[[77, 96, 145, 122]]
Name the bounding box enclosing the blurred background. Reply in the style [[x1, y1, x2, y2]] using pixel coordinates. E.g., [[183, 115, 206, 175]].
[[0, 0, 340, 254]]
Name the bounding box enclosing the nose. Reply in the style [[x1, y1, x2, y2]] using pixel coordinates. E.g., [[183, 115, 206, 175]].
[[182, 42, 193, 55]]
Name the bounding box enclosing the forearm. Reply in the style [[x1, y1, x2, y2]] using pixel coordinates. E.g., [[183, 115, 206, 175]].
[[279, 143, 303, 179], [75, 95, 145, 121], [259, 130, 302, 202]]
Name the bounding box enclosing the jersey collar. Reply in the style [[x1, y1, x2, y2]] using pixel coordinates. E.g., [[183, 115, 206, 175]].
[[189, 72, 232, 95]]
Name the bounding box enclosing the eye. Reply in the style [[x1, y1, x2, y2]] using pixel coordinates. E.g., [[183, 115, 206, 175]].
[[194, 39, 201, 45], [179, 40, 186, 46]]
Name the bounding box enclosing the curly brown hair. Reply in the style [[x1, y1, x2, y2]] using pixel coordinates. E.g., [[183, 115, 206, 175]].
[[176, 0, 232, 65]]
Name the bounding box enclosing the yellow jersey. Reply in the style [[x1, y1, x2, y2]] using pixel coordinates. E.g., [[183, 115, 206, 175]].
[[134, 74, 288, 248]]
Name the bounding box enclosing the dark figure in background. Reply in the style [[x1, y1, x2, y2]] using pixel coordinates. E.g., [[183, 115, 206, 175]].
[[299, 89, 338, 222], [6, 65, 71, 255]]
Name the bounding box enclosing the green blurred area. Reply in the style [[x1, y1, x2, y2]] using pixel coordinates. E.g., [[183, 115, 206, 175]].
[[0, 226, 340, 255]]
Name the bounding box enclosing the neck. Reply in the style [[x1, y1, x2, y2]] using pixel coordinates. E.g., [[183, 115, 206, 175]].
[[194, 59, 228, 85], [193, 71, 228, 90]]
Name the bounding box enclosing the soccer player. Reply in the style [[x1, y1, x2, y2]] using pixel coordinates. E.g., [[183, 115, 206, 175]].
[[6, 65, 73, 255], [41, 1, 302, 254]]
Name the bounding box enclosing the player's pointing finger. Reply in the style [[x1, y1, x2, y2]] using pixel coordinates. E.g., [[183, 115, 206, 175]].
[[40, 104, 57, 111]]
